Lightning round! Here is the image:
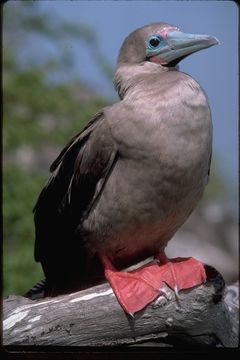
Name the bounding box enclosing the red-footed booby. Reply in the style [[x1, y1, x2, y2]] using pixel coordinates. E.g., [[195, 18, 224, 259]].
[[27, 23, 219, 315]]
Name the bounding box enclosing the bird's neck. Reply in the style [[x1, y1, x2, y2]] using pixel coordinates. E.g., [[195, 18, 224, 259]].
[[114, 62, 178, 99]]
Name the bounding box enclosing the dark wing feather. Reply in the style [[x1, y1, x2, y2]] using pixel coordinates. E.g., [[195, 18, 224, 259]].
[[33, 110, 118, 293], [49, 111, 104, 173]]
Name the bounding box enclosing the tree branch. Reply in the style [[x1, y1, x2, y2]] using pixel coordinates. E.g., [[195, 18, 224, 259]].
[[3, 265, 238, 347]]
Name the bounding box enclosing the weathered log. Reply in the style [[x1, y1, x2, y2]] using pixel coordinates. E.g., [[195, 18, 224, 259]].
[[2, 265, 238, 348]]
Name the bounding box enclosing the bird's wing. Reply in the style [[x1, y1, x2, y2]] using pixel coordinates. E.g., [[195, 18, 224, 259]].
[[34, 110, 118, 264]]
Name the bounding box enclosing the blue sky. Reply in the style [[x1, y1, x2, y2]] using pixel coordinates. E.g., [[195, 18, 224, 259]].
[[6, 0, 239, 205]]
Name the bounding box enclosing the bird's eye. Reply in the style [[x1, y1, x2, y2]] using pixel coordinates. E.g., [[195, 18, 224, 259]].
[[148, 36, 161, 49]]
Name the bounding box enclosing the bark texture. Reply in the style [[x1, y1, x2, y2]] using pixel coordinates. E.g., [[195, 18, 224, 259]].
[[3, 265, 238, 348]]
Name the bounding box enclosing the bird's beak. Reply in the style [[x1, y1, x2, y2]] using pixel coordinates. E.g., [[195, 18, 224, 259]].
[[157, 30, 219, 65]]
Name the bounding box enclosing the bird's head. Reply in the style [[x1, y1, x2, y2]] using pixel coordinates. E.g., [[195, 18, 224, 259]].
[[117, 22, 219, 67]]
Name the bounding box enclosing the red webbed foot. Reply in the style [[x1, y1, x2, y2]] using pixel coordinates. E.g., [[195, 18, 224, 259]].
[[100, 253, 206, 315]]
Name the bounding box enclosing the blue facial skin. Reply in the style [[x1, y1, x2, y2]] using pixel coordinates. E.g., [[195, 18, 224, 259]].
[[146, 31, 219, 64], [146, 34, 167, 56]]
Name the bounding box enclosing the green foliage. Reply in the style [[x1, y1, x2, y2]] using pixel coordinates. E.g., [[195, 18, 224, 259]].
[[3, 55, 105, 151], [3, 166, 45, 296]]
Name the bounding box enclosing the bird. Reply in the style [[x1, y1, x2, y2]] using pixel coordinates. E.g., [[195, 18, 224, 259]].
[[26, 22, 219, 315]]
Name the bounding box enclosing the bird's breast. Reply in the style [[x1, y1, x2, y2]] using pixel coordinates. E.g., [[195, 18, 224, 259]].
[[83, 72, 212, 267], [109, 73, 212, 172]]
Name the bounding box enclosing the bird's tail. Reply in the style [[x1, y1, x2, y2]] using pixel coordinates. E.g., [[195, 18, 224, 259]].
[[24, 279, 47, 300]]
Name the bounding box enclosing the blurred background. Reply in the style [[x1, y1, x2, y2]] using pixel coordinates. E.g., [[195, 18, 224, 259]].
[[3, 1, 238, 297]]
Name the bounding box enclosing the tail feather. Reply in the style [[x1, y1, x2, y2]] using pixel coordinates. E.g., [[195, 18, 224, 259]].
[[24, 279, 47, 300]]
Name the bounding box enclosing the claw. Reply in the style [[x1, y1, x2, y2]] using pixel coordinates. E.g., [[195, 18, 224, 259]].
[[174, 285, 180, 301], [160, 287, 172, 301], [152, 295, 168, 308]]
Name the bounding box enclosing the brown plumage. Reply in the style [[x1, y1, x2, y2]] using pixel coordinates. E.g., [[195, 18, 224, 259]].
[[27, 23, 218, 310]]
